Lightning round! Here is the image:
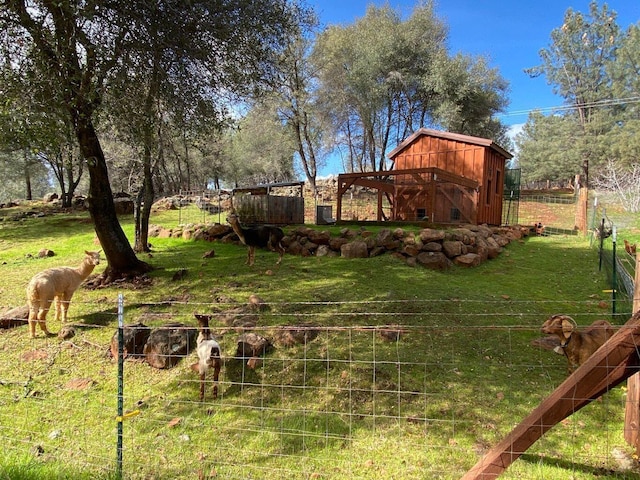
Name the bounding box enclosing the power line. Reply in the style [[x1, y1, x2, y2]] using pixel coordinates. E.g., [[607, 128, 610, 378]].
[[498, 95, 640, 118]]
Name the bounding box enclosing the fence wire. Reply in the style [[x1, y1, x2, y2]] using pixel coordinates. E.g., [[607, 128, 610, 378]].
[[1, 296, 638, 480], [590, 200, 637, 321]]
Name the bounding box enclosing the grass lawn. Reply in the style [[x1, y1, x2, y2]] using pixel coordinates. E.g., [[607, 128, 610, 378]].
[[0, 202, 638, 479]]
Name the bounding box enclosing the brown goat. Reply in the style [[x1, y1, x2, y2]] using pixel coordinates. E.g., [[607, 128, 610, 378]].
[[226, 212, 284, 266], [541, 314, 615, 373], [26, 250, 101, 338], [190, 314, 222, 401]]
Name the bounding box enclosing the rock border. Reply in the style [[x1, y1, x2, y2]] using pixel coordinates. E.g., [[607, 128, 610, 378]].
[[149, 223, 532, 270]]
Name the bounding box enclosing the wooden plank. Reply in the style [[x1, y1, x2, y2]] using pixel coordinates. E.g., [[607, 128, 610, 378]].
[[624, 253, 640, 452], [462, 311, 640, 480]]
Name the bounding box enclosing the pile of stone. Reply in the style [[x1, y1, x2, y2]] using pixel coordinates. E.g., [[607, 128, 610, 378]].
[[148, 222, 531, 270]]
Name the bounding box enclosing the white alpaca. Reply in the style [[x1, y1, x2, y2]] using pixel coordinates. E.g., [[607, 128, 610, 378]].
[[26, 250, 101, 338]]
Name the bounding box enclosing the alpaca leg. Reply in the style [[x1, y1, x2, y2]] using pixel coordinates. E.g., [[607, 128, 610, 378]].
[[37, 309, 52, 336], [245, 249, 251, 265], [248, 247, 255, 266], [54, 296, 62, 322], [37, 297, 54, 336], [59, 293, 72, 323], [28, 306, 38, 338]]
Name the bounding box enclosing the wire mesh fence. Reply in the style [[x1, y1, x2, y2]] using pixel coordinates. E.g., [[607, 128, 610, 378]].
[[517, 191, 579, 234], [590, 199, 637, 321], [1, 295, 638, 479]]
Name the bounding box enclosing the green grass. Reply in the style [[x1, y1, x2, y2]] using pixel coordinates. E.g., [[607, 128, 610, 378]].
[[0, 202, 639, 479]]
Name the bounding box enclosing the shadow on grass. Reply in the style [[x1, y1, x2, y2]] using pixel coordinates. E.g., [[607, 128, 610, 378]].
[[519, 453, 640, 479]]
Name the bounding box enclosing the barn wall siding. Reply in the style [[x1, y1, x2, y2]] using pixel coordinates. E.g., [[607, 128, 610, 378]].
[[389, 129, 511, 226]]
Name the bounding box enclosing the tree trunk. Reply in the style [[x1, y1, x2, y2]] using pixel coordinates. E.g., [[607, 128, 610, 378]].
[[76, 118, 152, 281], [134, 146, 154, 253], [23, 149, 32, 200]]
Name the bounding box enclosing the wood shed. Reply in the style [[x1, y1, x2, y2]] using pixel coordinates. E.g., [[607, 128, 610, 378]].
[[232, 181, 305, 225], [336, 128, 512, 225]]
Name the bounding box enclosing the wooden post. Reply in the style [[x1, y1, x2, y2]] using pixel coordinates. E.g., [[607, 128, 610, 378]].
[[575, 185, 588, 235], [462, 311, 640, 480], [624, 254, 640, 453]]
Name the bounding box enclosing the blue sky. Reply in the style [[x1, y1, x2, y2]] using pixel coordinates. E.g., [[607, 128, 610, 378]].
[[307, 0, 640, 175]]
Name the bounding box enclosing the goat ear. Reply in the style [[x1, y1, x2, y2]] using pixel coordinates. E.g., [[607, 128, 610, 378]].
[[561, 318, 575, 338], [190, 362, 199, 372]]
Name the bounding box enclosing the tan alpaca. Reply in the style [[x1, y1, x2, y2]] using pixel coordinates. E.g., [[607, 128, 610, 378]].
[[26, 250, 101, 338]]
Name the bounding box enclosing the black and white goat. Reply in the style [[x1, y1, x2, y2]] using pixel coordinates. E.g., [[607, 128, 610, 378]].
[[226, 211, 285, 266], [190, 314, 222, 401]]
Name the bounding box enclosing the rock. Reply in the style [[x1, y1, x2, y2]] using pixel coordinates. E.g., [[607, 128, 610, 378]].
[[172, 269, 188, 281], [375, 229, 395, 247], [378, 325, 405, 342], [369, 246, 386, 257], [403, 245, 421, 257], [143, 323, 196, 369], [416, 252, 452, 270], [248, 294, 267, 311], [329, 237, 350, 251], [392, 228, 405, 239], [422, 242, 442, 252], [341, 240, 369, 258], [274, 324, 320, 347], [236, 332, 272, 358], [442, 240, 465, 258], [110, 322, 152, 360], [58, 326, 75, 340], [419, 228, 446, 243], [454, 253, 482, 267], [0, 305, 29, 329], [307, 230, 331, 245]]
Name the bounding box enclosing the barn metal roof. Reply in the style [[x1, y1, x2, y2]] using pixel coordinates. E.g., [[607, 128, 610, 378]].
[[387, 128, 513, 160]]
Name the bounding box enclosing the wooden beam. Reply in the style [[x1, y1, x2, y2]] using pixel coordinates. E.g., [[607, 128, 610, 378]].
[[624, 253, 640, 453], [462, 311, 640, 480]]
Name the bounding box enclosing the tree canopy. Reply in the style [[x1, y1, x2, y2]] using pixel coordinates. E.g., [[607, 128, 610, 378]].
[[311, 2, 510, 173], [0, 0, 309, 280], [517, 1, 639, 197]]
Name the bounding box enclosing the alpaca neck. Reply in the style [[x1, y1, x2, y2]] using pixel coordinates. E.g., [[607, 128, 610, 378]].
[[76, 260, 97, 280]]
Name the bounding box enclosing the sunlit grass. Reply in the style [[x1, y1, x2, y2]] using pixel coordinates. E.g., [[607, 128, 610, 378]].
[[0, 203, 638, 479]]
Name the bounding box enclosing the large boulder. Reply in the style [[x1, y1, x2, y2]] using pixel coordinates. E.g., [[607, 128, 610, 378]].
[[109, 322, 152, 360], [454, 253, 483, 267], [416, 252, 452, 270], [143, 323, 197, 369], [329, 237, 350, 251], [306, 230, 331, 246], [442, 240, 466, 258], [236, 332, 273, 358], [0, 305, 29, 329], [419, 228, 446, 243], [375, 229, 395, 247], [341, 240, 369, 258]]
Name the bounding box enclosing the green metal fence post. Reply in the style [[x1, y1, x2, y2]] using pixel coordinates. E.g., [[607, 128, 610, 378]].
[[612, 227, 617, 318], [116, 293, 124, 479]]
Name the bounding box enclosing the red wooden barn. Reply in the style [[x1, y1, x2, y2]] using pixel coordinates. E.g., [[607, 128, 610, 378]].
[[336, 128, 512, 225]]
